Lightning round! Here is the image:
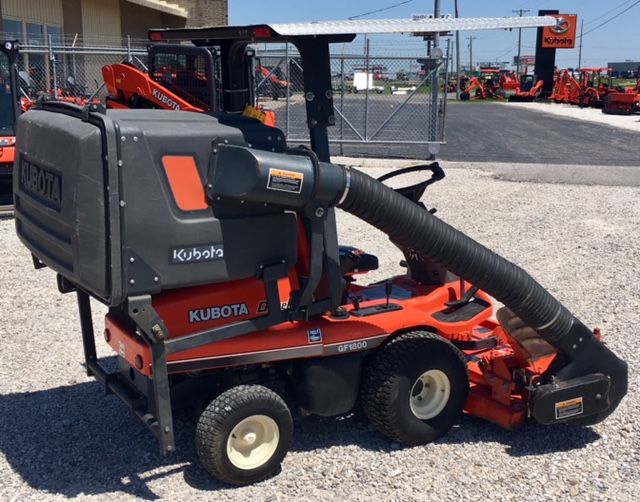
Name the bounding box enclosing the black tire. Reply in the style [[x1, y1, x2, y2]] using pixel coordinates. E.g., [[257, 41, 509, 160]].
[[195, 385, 293, 485], [361, 331, 468, 445]]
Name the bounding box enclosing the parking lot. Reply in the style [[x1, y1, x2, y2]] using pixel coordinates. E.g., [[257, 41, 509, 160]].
[[275, 96, 640, 166]]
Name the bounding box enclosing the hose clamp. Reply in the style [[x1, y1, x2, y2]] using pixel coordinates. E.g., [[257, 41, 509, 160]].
[[337, 168, 351, 206]]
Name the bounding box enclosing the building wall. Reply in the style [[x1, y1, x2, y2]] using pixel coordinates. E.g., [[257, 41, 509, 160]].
[[119, 0, 186, 41], [1, 1, 65, 90], [2, 0, 64, 25], [81, 0, 122, 43], [61, 0, 84, 39], [1, 0, 64, 44], [179, 0, 228, 27], [1, 0, 227, 42]]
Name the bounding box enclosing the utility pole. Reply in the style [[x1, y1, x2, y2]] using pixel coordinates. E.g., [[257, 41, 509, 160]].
[[467, 36, 476, 73], [512, 9, 530, 76], [455, 0, 460, 99], [450, 40, 455, 73], [577, 19, 584, 69], [433, 0, 441, 47]]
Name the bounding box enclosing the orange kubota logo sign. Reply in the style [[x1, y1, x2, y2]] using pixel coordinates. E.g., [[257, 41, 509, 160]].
[[542, 14, 577, 49]]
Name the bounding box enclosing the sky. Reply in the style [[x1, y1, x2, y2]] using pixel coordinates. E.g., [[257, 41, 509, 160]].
[[229, 1, 640, 68]]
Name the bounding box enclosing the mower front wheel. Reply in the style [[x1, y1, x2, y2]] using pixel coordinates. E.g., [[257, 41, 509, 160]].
[[361, 331, 468, 445], [195, 385, 293, 485]]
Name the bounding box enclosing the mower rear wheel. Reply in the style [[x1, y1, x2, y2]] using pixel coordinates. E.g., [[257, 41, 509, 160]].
[[361, 331, 468, 445], [195, 385, 293, 485]]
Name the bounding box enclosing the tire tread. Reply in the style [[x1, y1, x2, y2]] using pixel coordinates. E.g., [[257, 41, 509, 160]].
[[361, 331, 468, 444], [196, 384, 292, 485]]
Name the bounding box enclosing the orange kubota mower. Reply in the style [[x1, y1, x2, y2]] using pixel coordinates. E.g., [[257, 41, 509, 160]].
[[13, 20, 627, 487]]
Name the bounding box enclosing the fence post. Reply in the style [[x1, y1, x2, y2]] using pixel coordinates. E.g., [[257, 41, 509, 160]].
[[71, 33, 78, 83], [364, 36, 370, 141], [49, 34, 57, 97], [127, 35, 132, 63], [339, 55, 345, 156], [285, 42, 290, 139], [442, 40, 451, 143], [429, 48, 441, 146]]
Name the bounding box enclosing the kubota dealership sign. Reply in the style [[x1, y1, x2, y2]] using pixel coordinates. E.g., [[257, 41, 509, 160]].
[[542, 14, 577, 49]]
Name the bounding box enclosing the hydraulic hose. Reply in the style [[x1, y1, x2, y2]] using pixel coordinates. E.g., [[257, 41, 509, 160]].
[[209, 144, 627, 423]]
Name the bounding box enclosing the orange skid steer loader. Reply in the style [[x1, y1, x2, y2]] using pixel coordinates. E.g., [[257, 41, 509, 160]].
[[102, 44, 276, 125]]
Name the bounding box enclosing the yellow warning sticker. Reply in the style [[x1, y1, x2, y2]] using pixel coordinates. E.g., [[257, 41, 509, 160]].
[[243, 105, 267, 124], [555, 397, 584, 420], [267, 168, 303, 194]]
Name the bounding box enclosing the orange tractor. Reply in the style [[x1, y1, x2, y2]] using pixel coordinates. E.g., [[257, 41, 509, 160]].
[[576, 68, 613, 108], [460, 70, 505, 100], [507, 74, 544, 102], [460, 70, 542, 102], [499, 71, 520, 91], [603, 68, 640, 115], [551, 68, 613, 107]]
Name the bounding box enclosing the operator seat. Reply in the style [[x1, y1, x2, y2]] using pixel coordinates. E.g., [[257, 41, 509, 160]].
[[338, 245, 379, 276]]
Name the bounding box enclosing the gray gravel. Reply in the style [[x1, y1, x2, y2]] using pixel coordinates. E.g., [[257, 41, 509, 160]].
[[1, 161, 639, 501]]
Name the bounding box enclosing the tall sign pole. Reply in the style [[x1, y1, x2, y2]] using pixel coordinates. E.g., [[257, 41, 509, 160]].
[[534, 9, 559, 98]]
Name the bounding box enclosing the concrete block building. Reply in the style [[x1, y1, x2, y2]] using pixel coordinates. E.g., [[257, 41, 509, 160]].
[[1, 0, 228, 45], [0, 0, 227, 93]]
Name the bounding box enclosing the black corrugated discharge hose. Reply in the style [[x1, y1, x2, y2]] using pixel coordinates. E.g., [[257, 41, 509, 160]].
[[338, 168, 569, 341], [336, 168, 626, 417]]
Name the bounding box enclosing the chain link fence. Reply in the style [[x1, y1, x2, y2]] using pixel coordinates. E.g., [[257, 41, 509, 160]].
[[254, 38, 449, 158], [16, 37, 147, 102], [14, 36, 449, 159]]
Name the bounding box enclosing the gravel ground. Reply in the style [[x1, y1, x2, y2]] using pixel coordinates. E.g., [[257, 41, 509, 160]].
[[503, 101, 640, 132], [1, 162, 639, 501]]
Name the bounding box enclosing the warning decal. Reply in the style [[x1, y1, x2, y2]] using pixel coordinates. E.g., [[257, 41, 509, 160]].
[[267, 168, 303, 194], [555, 397, 584, 420]]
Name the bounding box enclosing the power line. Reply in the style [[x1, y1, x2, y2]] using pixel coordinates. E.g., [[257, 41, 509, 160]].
[[494, 44, 518, 61], [348, 0, 414, 20], [584, 0, 637, 26], [580, 0, 640, 38]]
